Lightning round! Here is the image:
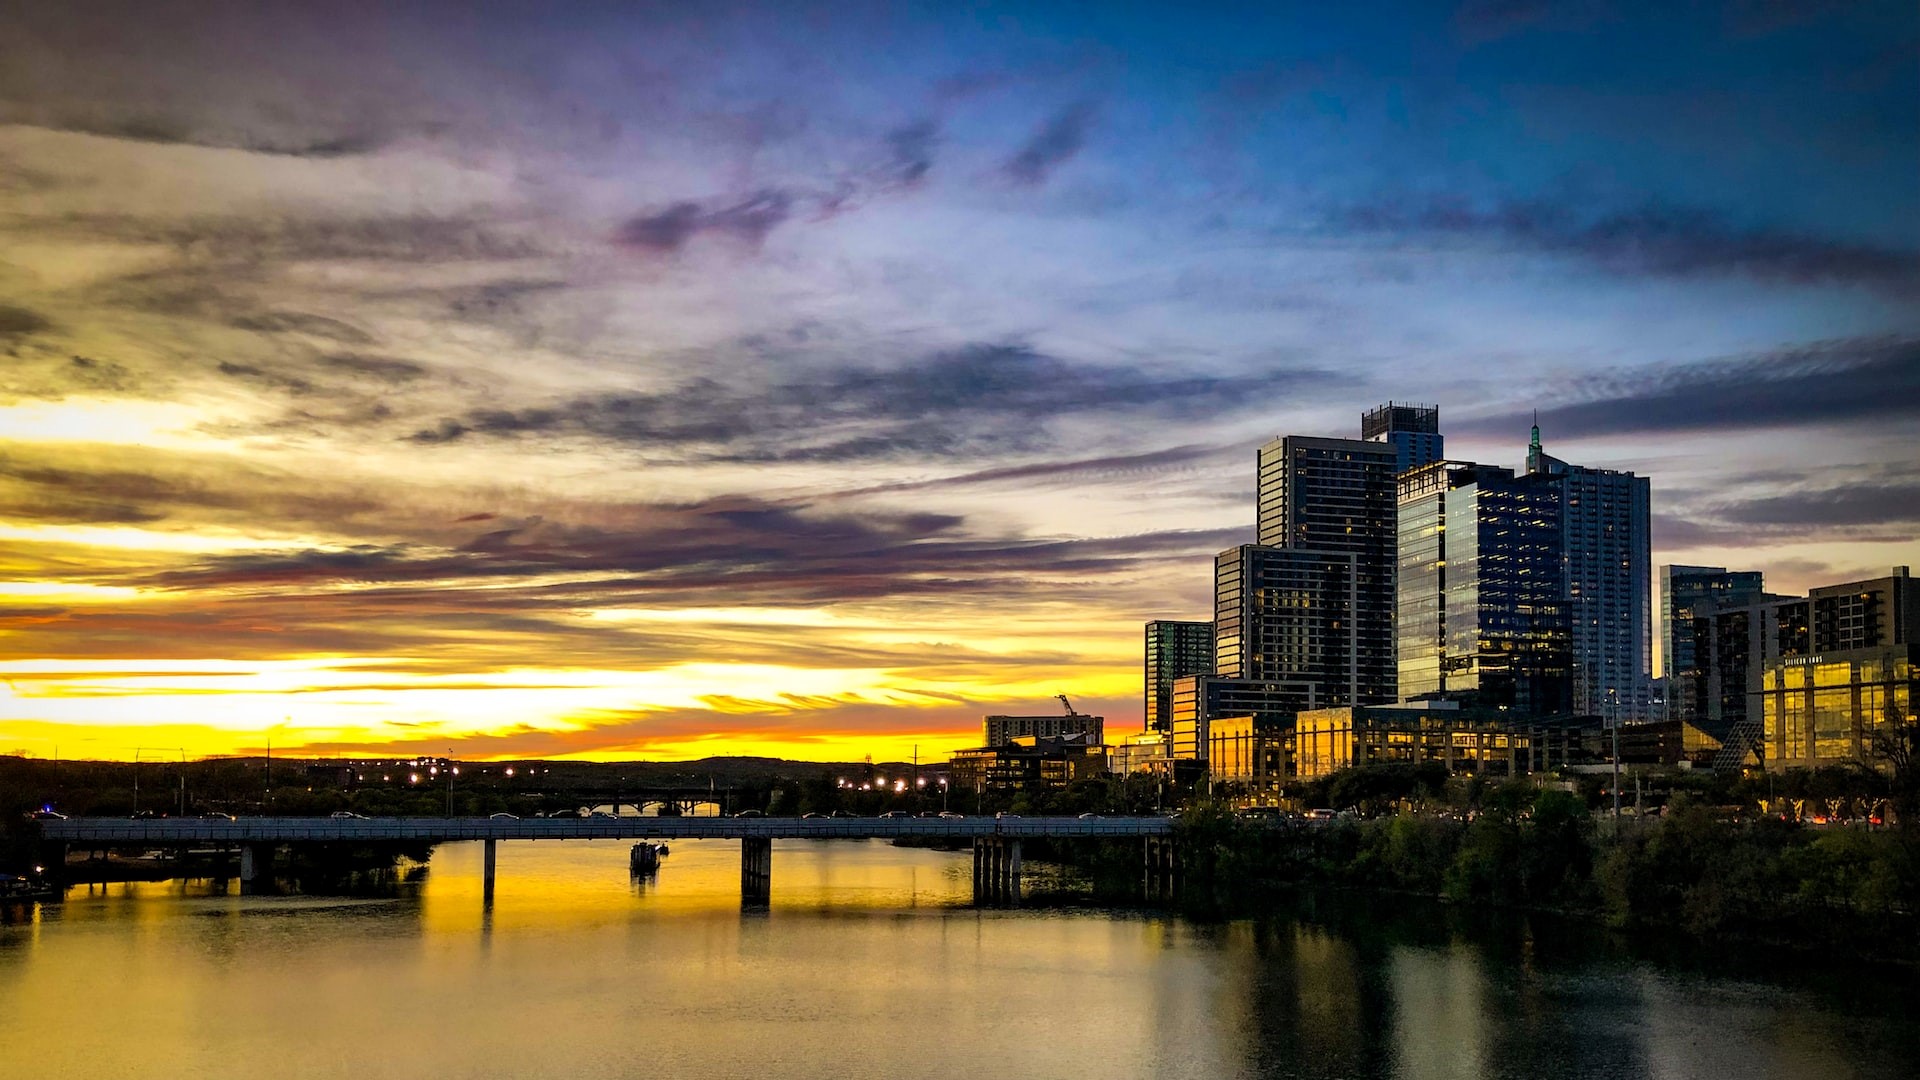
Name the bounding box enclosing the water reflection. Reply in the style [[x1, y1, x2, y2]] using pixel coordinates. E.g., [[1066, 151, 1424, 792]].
[[2, 838, 1915, 1080]]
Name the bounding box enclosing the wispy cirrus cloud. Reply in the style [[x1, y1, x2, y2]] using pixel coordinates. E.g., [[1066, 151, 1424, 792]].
[[1332, 196, 1920, 291], [1001, 101, 1097, 186], [1457, 336, 1920, 438], [408, 344, 1341, 463]]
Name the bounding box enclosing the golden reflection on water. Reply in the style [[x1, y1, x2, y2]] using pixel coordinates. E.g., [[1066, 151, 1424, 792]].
[[1, 839, 1912, 1080]]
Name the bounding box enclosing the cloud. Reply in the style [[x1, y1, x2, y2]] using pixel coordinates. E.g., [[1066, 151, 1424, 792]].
[[1458, 336, 1920, 439], [615, 189, 796, 254], [614, 121, 945, 255], [883, 119, 939, 187], [4, 111, 390, 157], [1332, 196, 1920, 291], [819, 443, 1238, 499], [0, 304, 51, 338], [318, 353, 427, 383], [1654, 462, 1920, 550], [0, 443, 384, 529], [1002, 102, 1097, 186], [408, 343, 1340, 462], [22, 213, 539, 267]]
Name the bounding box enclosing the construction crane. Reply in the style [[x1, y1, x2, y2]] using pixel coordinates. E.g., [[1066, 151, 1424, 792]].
[[1057, 693, 1075, 715]]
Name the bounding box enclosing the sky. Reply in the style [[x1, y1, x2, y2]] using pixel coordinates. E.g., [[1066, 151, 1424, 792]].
[[0, 1, 1916, 764]]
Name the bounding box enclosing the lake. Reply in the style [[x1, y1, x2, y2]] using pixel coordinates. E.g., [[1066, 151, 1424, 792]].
[[4, 837, 1915, 1079]]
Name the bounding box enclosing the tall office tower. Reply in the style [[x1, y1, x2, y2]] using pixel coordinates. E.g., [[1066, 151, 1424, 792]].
[[1361, 402, 1444, 474], [1525, 423, 1653, 718], [1396, 461, 1572, 714], [1254, 434, 1398, 705], [1660, 565, 1765, 723], [1144, 620, 1213, 734], [1215, 545, 1393, 707]]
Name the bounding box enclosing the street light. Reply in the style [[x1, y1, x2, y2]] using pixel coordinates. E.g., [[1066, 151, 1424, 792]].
[[1608, 688, 1620, 825]]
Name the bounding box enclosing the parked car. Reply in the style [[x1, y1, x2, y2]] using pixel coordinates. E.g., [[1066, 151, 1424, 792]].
[[329, 811, 368, 820], [30, 810, 67, 820], [734, 809, 766, 818], [829, 810, 861, 818], [488, 812, 519, 820], [878, 810, 912, 819], [801, 812, 825, 819], [199, 812, 237, 821], [130, 810, 164, 820], [995, 812, 1021, 820], [938, 811, 965, 820], [1077, 813, 1101, 819]]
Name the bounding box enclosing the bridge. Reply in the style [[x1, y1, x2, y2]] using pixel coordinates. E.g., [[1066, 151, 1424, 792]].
[[39, 815, 1180, 906]]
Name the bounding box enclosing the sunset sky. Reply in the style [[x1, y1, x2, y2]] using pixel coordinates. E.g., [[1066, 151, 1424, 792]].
[[1, 2, 1916, 763]]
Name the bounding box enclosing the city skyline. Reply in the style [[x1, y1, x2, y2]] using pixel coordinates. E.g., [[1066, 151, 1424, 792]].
[[2, 3, 1917, 763]]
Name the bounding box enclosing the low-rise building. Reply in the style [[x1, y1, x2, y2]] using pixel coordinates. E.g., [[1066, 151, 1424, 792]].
[[1295, 700, 1527, 779], [1108, 732, 1173, 777], [1206, 715, 1290, 806], [949, 733, 1108, 793], [1693, 567, 1918, 771], [1170, 675, 1317, 761]]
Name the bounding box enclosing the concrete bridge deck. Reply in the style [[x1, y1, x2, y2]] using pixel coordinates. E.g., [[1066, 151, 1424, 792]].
[[41, 814, 1176, 845], [40, 815, 1180, 906]]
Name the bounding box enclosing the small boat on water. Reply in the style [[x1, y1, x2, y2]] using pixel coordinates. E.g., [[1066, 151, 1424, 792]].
[[0, 872, 57, 902], [630, 842, 667, 873]]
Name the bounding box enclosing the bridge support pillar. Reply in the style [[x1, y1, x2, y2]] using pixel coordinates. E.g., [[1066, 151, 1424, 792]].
[[482, 838, 497, 906], [741, 836, 771, 904], [1143, 836, 1179, 902], [38, 841, 67, 886], [239, 843, 274, 895], [972, 836, 1022, 906]]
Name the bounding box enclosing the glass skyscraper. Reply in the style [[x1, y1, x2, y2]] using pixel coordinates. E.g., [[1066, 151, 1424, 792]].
[[1143, 620, 1213, 734], [1396, 460, 1571, 714], [1526, 423, 1653, 719], [1660, 564, 1765, 724]]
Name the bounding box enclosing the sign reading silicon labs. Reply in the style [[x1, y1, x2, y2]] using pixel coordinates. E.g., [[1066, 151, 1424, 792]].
[[1783, 655, 1826, 667]]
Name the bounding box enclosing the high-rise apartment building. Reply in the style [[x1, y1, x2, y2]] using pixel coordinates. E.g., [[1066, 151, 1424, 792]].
[[1525, 424, 1653, 719], [1396, 460, 1571, 715], [1252, 435, 1398, 706], [1144, 620, 1213, 734], [1215, 545, 1391, 705], [984, 711, 1103, 747], [1361, 402, 1444, 475], [1660, 565, 1765, 723]]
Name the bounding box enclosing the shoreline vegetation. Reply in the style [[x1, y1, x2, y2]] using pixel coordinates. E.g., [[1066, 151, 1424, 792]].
[[1112, 790, 1920, 968]]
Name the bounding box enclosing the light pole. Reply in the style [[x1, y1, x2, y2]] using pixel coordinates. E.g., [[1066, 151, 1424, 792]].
[[1608, 689, 1620, 825]]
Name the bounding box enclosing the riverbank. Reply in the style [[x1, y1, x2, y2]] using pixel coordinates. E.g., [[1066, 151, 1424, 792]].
[[1159, 795, 1920, 966]]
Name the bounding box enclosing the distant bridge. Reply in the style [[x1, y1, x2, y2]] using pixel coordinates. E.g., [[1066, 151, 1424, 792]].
[[39, 815, 1179, 906]]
